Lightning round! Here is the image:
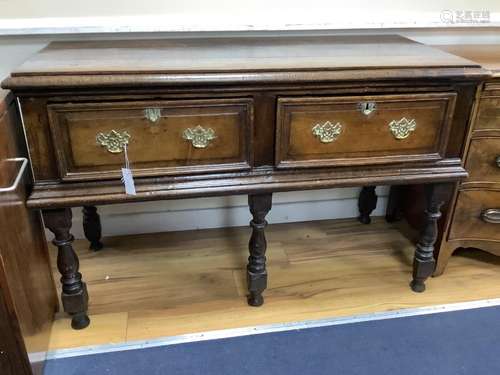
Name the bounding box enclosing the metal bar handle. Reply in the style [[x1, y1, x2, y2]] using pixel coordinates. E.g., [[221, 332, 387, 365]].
[[0, 157, 28, 193], [481, 208, 500, 224]]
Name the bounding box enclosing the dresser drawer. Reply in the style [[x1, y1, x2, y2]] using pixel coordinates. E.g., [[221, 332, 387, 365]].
[[475, 97, 500, 131], [465, 137, 500, 184], [47, 99, 253, 180], [449, 190, 500, 241], [276, 93, 456, 168]]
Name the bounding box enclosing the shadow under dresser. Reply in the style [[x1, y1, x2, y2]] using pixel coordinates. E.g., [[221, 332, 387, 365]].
[[1, 35, 488, 329]]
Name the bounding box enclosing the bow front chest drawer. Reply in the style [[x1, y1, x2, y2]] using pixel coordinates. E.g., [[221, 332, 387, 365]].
[[2, 35, 487, 329], [431, 44, 500, 274]]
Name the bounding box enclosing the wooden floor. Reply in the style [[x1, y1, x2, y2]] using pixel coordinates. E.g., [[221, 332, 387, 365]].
[[27, 217, 500, 352]]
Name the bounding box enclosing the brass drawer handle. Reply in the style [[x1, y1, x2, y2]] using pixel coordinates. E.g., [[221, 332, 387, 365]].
[[182, 125, 216, 148], [312, 121, 343, 143], [144, 108, 161, 123], [389, 117, 417, 140], [481, 209, 500, 224], [96, 130, 131, 153], [359, 102, 376, 115]]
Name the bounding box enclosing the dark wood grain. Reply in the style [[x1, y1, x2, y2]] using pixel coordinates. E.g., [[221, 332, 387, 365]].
[[9, 36, 481, 76], [42, 208, 90, 330], [247, 193, 272, 307], [385, 185, 406, 223], [82, 206, 103, 251], [2, 36, 487, 91], [358, 186, 378, 224], [411, 183, 452, 292], [25, 162, 467, 209]]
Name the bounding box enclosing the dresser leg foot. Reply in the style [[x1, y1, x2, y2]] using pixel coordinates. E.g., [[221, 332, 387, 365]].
[[248, 292, 264, 307], [71, 311, 91, 330], [358, 186, 377, 224], [43, 208, 90, 330], [247, 193, 272, 307], [411, 183, 448, 293], [82, 206, 103, 251], [410, 279, 426, 293]]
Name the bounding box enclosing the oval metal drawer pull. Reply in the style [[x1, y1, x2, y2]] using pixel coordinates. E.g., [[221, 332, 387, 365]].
[[144, 108, 161, 123], [359, 102, 376, 115], [182, 125, 216, 148], [312, 121, 343, 143], [496, 156, 500, 168], [96, 130, 131, 153], [389, 117, 417, 140], [481, 209, 500, 224]]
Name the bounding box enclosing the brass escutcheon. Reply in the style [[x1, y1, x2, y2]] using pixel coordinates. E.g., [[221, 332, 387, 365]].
[[359, 102, 376, 115], [144, 108, 162, 123]]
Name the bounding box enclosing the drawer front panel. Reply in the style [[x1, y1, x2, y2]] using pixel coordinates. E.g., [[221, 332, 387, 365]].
[[465, 137, 500, 184], [48, 99, 253, 180], [449, 190, 500, 241], [276, 93, 456, 168], [475, 97, 500, 131]]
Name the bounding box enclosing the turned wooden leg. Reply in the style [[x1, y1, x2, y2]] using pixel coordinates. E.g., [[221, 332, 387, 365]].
[[410, 183, 450, 293], [247, 193, 272, 307], [358, 186, 377, 224], [385, 185, 405, 223], [43, 208, 90, 329], [82, 206, 103, 251]]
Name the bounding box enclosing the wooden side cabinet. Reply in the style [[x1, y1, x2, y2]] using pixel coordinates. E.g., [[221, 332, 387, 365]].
[[430, 45, 500, 275], [0, 90, 58, 373], [0, 256, 33, 375]]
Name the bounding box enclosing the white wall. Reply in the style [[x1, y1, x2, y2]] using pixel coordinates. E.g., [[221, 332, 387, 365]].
[[1, 0, 496, 18], [0, 1, 499, 33], [1, 4, 498, 238]]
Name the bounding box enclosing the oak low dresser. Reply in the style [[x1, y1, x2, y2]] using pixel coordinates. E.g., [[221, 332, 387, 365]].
[[1, 35, 487, 330]]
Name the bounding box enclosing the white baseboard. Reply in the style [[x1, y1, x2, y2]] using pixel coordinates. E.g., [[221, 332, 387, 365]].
[[64, 187, 389, 239]]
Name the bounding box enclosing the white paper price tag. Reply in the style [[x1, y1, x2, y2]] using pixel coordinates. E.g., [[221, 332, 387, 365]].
[[121, 168, 136, 195], [121, 144, 136, 195]]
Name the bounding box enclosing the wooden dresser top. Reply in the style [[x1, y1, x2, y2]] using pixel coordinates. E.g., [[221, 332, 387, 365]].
[[433, 44, 500, 77], [12, 35, 479, 75], [2, 35, 487, 90]]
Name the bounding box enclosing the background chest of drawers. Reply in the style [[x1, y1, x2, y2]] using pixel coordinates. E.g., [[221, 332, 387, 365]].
[[431, 45, 500, 275], [1, 35, 487, 329]]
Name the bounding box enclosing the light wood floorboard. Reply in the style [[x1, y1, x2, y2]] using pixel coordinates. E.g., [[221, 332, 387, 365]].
[[34, 218, 500, 351]]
